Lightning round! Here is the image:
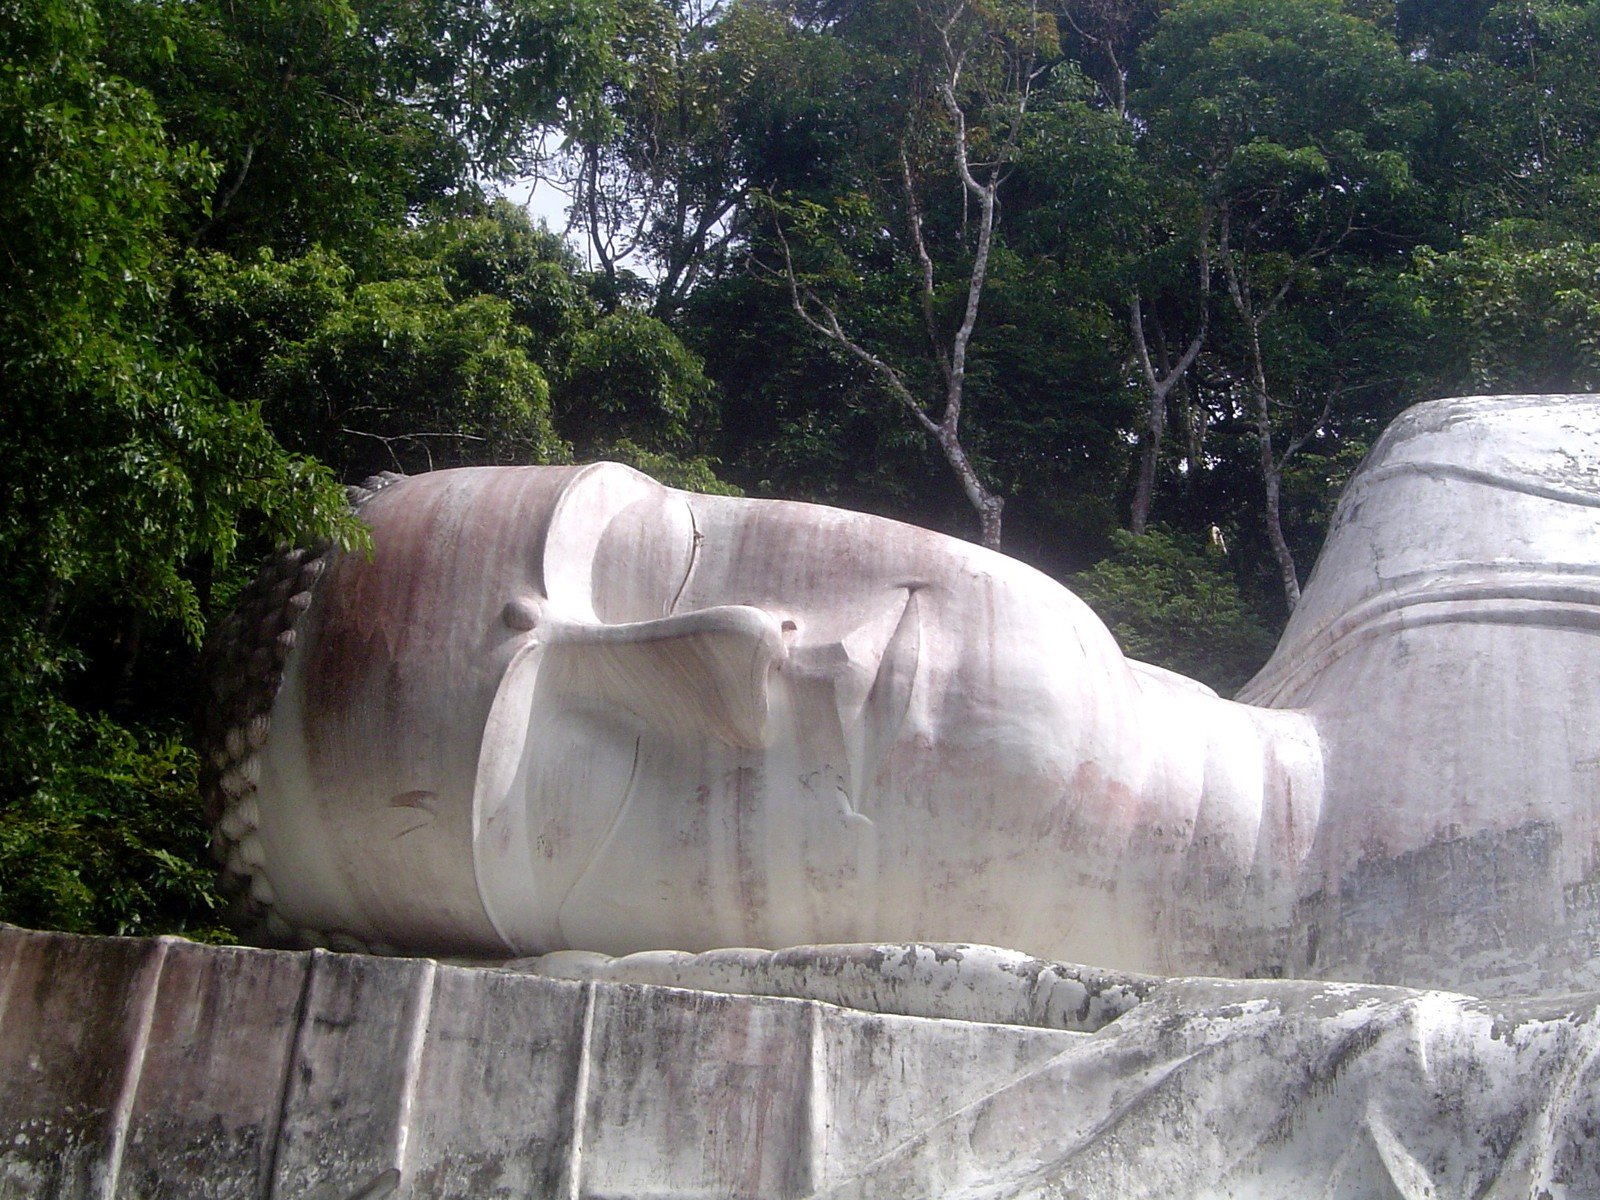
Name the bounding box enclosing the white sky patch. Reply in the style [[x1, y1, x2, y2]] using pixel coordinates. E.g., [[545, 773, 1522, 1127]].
[[494, 173, 658, 280], [497, 176, 576, 237]]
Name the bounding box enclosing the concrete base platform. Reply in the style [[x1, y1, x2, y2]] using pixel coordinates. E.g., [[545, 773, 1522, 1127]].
[[2, 926, 1598, 1199]]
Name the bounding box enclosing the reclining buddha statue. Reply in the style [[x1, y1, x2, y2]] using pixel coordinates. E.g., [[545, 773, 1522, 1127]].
[[200, 394, 1600, 998]]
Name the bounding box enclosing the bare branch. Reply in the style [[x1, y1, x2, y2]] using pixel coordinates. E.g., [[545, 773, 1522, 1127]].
[[932, 1, 1042, 429], [758, 0, 1043, 548], [189, 141, 255, 248], [945, 181, 996, 431], [900, 143, 953, 390], [765, 216, 940, 436], [1276, 392, 1335, 472]]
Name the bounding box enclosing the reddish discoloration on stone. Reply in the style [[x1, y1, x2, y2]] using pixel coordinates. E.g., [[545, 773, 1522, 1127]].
[[219, 398, 1600, 996]]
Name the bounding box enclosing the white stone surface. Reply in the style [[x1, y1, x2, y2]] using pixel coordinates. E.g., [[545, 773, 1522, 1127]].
[[25, 392, 1592, 1198], [507, 941, 1157, 1031], [206, 394, 1600, 997], [219, 451, 1321, 977], [3, 925, 1598, 1199], [1239, 394, 1600, 994]]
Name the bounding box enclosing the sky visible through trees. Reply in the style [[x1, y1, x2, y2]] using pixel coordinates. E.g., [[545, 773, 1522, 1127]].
[[4, 0, 1600, 936]]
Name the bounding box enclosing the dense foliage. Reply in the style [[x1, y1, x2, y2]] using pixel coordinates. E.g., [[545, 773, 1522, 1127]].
[[4, 0, 1598, 935]]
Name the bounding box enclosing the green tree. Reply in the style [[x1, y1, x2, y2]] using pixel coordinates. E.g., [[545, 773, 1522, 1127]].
[[760, 0, 1063, 549], [180, 200, 725, 482], [1135, 0, 1432, 607], [425, 202, 728, 480], [101, 0, 620, 255], [1396, 1, 1600, 395], [181, 245, 565, 478], [0, 0, 629, 937], [0, 0, 355, 935], [1071, 526, 1278, 693], [1412, 221, 1600, 391], [557, 0, 862, 318], [1455, 1, 1600, 232]]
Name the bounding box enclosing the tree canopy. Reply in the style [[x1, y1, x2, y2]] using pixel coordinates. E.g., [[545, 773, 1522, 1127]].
[[4, 0, 1599, 936]]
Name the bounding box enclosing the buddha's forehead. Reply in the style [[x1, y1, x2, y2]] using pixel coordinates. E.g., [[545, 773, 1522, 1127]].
[[662, 489, 1097, 672], [675, 491, 986, 603], [326, 463, 1062, 624], [566, 470, 1081, 646]]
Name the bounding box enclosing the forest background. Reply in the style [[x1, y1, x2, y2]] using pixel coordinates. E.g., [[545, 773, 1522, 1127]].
[[4, 0, 1599, 938]]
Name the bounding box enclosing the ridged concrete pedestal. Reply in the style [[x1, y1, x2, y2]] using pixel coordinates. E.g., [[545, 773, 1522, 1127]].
[[3, 925, 1598, 1199]]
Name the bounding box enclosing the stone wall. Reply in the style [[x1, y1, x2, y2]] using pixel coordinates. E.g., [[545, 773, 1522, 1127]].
[[3, 925, 1598, 1199]]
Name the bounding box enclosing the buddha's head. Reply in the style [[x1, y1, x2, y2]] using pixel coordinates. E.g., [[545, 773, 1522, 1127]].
[[201, 396, 1600, 997], [209, 461, 1302, 966]]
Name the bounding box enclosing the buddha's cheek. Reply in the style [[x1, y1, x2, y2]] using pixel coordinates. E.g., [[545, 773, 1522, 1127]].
[[851, 722, 1164, 955], [893, 736, 1108, 842]]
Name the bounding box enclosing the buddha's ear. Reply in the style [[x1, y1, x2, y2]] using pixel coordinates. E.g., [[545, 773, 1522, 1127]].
[[473, 604, 786, 950]]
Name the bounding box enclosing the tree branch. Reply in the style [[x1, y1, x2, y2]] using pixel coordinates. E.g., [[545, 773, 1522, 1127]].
[[764, 217, 940, 436], [189, 141, 255, 248], [900, 143, 953, 391], [1276, 392, 1334, 473]]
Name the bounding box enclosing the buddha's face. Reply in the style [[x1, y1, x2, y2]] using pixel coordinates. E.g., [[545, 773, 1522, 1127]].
[[470, 464, 1166, 960], [247, 398, 1600, 998], [251, 462, 1228, 966]]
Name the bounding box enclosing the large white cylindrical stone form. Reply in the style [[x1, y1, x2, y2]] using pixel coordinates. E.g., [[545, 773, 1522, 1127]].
[[211, 463, 1319, 977], [1240, 394, 1600, 993]]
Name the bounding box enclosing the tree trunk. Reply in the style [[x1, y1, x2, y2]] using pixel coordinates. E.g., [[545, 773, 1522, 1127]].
[[1245, 325, 1301, 610], [1130, 394, 1164, 536], [977, 495, 1005, 550], [1128, 291, 1206, 536], [1259, 428, 1300, 610], [1176, 373, 1206, 487], [114, 611, 144, 712], [937, 424, 1005, 550], [773, 0, 1040, 555], [1219, 213, 1299, 610]]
